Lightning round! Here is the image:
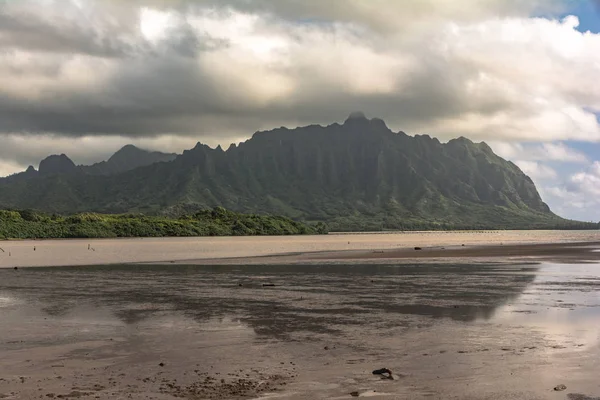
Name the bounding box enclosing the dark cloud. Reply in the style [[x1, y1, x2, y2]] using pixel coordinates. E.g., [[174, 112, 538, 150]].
[[0, 0, 487, 139], [0, 0, 595, 144], [0, 58, 477, 138], [0, 52, 258, 136], [0, 4, 222, 58], [0, 6, 138, 57]]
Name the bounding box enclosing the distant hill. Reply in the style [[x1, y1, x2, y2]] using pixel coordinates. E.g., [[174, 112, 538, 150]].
[[0, 114, 594, 231], [2, 145, 177, 182], [81, 145, 177, 175], [39, 154, 78, 176]]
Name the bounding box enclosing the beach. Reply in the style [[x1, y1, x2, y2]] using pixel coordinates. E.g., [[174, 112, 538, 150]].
[[1, 231, 600, 399], [2, 230, 600, 268]]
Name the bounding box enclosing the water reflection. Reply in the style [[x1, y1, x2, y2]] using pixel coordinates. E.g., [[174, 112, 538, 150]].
[[0, 263, 542, 339], [491, 262, 600, 349]]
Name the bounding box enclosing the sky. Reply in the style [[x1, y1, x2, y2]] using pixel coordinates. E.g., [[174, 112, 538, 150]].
[[1, 0, 600, 221]]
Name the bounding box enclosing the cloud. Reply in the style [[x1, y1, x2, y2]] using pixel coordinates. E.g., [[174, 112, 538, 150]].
[[489, 141, 595, 220], [0, 158, 25, 179], [105, 0, 566, 33], [539, 161, 600, 221], [513, 160, 558, 180], [569, 161, 600, 197], [0, 5, 138, 57], [543, 185, 600, 221], [489, 142, 589, 163], [0, 0, 597, 144]]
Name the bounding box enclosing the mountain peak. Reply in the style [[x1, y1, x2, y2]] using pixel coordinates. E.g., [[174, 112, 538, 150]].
[[100, 145, 176, 174], [108, 145, 143, 161], [342, 112, 392, 133], [39, 154, 77, 175], [345, 111, 368, 122], [121, 144, 137, 150]]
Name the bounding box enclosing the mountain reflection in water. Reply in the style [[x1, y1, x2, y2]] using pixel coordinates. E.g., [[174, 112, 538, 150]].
[[0, 263, 539, 339]]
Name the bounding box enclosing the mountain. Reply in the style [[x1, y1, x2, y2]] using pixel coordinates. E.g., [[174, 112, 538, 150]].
[[2, 145, 177, 182], [39, 154, 78, 175], [0, 114, 591, 230], [80, 145, 177, 175]]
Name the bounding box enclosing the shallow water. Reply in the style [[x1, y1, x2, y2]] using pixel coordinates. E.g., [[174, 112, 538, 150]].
[[1, 262, 600, 399]]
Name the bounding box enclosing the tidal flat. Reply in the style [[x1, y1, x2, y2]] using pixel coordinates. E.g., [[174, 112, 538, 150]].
[[2, 230, 600, 268], [1, 232, 600, 399]]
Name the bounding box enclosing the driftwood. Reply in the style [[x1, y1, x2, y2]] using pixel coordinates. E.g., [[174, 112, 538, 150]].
[[0, 247, 5, 253]]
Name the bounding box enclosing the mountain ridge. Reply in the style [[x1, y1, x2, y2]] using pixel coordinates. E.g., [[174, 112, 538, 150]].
[[81, 144, 177, 175], [2, 145, 177, 181], [0, 114, 591, 230]]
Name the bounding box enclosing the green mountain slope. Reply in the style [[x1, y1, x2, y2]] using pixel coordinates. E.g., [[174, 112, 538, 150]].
[[0, 114, 593, 230]]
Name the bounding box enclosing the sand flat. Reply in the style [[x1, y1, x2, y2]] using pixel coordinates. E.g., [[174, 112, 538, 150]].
[[2, 230, 600, 268], [3, 231, 600, 399], [2, 261, 600, 399]]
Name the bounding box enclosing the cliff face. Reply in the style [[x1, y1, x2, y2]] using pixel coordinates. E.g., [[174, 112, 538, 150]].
[[0, 114, 561, 230]]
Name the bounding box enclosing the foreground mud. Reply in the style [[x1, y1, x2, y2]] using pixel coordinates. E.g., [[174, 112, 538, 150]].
[[1, 262, 600, 399]]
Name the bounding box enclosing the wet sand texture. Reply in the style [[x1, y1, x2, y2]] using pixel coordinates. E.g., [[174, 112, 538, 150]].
[[2, 262, 600, 399]]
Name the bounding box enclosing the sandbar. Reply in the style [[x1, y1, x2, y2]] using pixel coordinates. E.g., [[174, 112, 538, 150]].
[[2, 230, 600, 268]]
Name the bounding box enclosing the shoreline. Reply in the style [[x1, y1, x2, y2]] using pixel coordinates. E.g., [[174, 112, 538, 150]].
[[2, 231, 600, 268], [159, 240, 600, 266], [0, 227, 594, 240]]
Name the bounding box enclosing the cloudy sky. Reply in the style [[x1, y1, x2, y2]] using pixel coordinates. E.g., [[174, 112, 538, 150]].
[[1, 0, 600, 221]]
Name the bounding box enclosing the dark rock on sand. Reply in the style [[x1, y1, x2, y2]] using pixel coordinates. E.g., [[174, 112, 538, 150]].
[[568, 394, 600, 400], [372, 368, 394, 379], [372, 368, 392, 375]]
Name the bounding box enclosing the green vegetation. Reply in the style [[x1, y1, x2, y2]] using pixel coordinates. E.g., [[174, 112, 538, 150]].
[[161, 202, 599, 231], [324, 209, 599, 231], [0, 208, 328, 240]]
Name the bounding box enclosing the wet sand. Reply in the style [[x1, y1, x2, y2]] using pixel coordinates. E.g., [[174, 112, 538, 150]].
[[2, 262, 600, 399], [285, 240, 600, 265], [184, 241, 600, 266], [2, 231, 600, 399]]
